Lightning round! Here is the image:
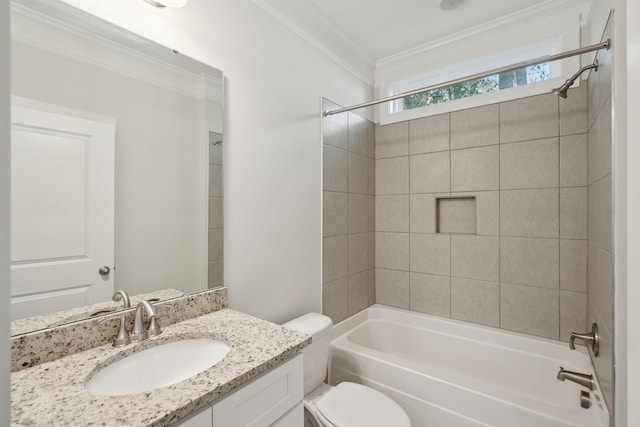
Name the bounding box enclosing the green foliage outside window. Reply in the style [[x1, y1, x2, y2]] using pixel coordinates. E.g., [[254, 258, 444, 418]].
[[402, 63, 549, 110]]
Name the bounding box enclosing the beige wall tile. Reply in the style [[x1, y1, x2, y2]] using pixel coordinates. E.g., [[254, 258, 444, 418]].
[[451, 235, 499, 282], [452, 191, 499, 236], [209, 164, 223, 197], [208, 196, 223, 229], [322, 99, 348, 150], [348, 152, 368, 194], [451, 145, 499, 192], [368, 195, 376, 232], [376, 195, 409, 232], [368, 157, 376, 195], [598, 175, 612, 253], [559, 84, 587, 136], [348, 271, 370, 315], [208, 228, 223, 261], [560, 134, 588, 187], [376, 232, 409, 271], [323, 145, 347, 192], [410, 233, 450, 276], [500, 189, 559, 238], [560, 187, 587, 239], [348, 112, 368, 156], [208, 260, 223, 288], [410, 151, 450, 193], [323, 191, 347, 237], [587, 243, 598, 324], [368, 232, 375, 270], [597, 248, 614, 333], [500, 138, 558, 189], [410, 194, 444, 234], [588, 184, 599, 243], [500, 93, 559, 143], [367, 121, 376, 159], [323, 235, 347, 283], [409, 113, 450, 154], [438, 197, 476, 234], [500, 283, 559, 339], [376, 122, 409, 159], [348, 233, 369, 274], [348, 193, 368, 234], [323, 278, 348, 323], [592, 319, 613, 410], [451, 104, 499, 149], [376, 268, 409, 309], [560, 291, 587, 342], [451, 277, 499, 327], [368, 269, 376, 306], [500, 237, 559, 289], [410, 273, 451, 317], [377, 156, 409, 195], [560, 239, 587, 292]]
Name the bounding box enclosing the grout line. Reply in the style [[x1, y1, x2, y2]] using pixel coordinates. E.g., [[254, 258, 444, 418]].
[[557, 94, 562, 339]]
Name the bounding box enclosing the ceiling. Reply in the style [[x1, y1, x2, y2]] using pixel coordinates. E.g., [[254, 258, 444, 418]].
[[309, 0, 551, 60]]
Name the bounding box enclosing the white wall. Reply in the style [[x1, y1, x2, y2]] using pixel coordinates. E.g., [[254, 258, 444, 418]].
[[57, 0, 373, 323], [0, 0, 9, 421]]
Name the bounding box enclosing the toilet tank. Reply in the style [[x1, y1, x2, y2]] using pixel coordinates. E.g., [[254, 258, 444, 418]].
[[283, 313, 333, 395]]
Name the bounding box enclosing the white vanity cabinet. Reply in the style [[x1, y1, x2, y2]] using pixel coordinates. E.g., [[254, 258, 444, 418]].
[[175, 354, 303, 427]]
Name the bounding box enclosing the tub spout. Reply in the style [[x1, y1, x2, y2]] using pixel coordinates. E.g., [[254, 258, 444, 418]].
[[557, 367, 595, 390]]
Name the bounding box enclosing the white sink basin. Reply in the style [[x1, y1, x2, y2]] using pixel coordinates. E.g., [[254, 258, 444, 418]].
[[85, 338, 230, 396]]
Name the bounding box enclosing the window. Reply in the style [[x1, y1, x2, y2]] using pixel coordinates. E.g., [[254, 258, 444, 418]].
[[401, 63, 550, 110]]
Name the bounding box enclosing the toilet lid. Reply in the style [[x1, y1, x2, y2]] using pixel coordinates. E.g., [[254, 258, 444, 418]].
[[316, 382, 410, 427]]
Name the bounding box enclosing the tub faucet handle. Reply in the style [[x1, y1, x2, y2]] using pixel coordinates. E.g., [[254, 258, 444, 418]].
[[569, 323, 599, 357]]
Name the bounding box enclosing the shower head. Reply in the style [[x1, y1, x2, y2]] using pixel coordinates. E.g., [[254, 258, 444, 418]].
[[552, 60, 598, 98]]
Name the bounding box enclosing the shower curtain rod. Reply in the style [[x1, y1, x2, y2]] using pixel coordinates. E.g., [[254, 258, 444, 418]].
[[323, 39, 611, 117]]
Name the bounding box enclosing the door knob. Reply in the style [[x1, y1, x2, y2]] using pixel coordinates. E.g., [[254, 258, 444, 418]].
[[99, 266, 111, 276]]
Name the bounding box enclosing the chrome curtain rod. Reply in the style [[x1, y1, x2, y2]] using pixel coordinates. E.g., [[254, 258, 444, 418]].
[[323, 39, 611, 117]]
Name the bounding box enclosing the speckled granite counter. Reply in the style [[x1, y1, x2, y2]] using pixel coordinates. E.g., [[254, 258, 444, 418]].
[[11, 308, 310, 426]]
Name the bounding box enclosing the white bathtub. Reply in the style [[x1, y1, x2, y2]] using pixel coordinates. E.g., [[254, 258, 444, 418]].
[[329, 305, 609, 427]]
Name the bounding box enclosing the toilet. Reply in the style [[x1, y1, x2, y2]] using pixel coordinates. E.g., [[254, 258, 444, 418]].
[[283, 313, 411, 427]]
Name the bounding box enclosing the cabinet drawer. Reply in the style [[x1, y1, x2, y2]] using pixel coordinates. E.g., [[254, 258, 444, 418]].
[[213, 354, 303, 426]]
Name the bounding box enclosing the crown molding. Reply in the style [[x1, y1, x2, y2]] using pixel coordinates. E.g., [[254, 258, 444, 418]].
[[11, 1, 224, 104], [251, 0, 375, 86], [376, 0, 594, 71]]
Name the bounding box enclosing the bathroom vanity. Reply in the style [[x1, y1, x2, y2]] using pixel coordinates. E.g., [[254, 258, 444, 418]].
[[10, 288, 310, 426]]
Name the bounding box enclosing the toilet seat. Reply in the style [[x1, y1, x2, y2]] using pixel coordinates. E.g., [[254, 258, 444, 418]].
[[314, 382, 411, 427]]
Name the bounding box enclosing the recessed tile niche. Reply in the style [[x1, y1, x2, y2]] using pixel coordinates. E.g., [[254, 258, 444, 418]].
[[436, 197, 477, 234]]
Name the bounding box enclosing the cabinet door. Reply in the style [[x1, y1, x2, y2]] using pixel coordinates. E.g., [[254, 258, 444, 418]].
[[271, 403, 303, 427], [213, 354, 303, 426], [174, 406, 212, 427]]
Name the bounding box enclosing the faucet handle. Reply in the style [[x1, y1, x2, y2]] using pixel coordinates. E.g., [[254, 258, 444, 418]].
[[98, 315, 131, 347], [569, 323, 599, 357]]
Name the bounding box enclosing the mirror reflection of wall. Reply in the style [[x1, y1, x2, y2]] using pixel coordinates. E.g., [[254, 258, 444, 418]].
[[208, 132, 223, 288], [10, 0, 224, 327]]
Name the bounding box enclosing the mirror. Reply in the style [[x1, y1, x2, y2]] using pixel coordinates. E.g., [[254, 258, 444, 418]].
[[10, 0, 224, 335]]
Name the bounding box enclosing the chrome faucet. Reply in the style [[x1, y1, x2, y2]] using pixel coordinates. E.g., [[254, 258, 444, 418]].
[[100, 290, 132, 347], [112, 289, 131, 308], [130, 300, 162, 342], [557, 367, 595, 390]]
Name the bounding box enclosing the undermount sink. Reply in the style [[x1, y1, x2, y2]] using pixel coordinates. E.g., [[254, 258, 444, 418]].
[[85, 338, 230, 396]]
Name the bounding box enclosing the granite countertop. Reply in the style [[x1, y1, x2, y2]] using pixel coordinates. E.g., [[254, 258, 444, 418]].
[[11, 289, 186, 336], [11, 308, 311, 426]]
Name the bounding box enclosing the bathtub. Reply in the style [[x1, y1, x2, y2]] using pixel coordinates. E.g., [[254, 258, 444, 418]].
[[329, 305, 609, 427]]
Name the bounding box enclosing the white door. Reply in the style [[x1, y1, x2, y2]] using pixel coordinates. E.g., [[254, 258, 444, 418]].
[[10, 104, 115, 320]]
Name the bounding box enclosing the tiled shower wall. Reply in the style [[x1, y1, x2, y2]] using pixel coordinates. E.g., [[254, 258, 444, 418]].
[[586, 18, 614, 410], [322, 100, 376, 323], [374, 88, 589, 341], [208, 132, 223, 288]]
